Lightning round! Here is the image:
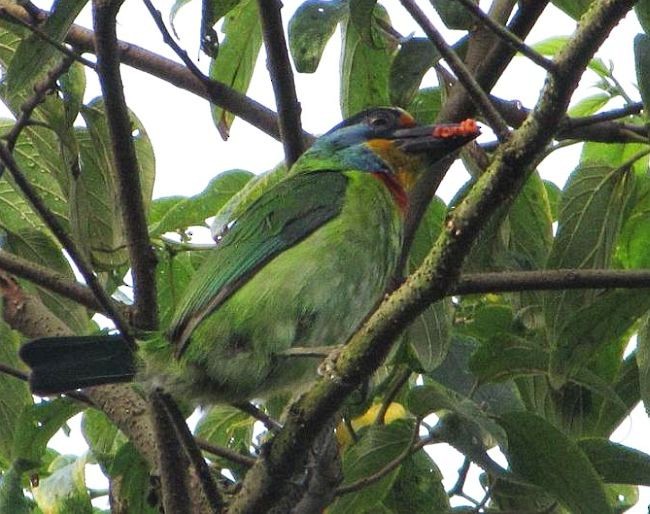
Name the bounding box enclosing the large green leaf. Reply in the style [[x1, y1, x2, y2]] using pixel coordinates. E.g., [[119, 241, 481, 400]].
[[405, 198, 451, 371], [12, 398, 83, 467], [544, 160, 635, 384], [288, 0, 345, 73], [71, 98, 155, 271], [0, 460, 33, 514], [340, 4, 394, 117], [4, 0, 87, 95], [81, 408, 125, 473], [149, 169, 253, 236], [430, 0, 475, 30], [329, 420, 415, 514], [638, 314, 650, 416], [209, 0, 262, 137], [498, 411, 612, 514], [31, 454, 92, 514], [389, 38, 439, 107], [635, 33, 650, 115], [108, 442, 158, 514], [636, 0, 650, 35], [407, 87, 442, 124], [156, 251, 198, 328], [578, 438, 650, 486], [0, 320, 31, 467]]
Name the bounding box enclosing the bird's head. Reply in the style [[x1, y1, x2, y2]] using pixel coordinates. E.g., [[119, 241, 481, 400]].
[[295, 107, 480, 195]]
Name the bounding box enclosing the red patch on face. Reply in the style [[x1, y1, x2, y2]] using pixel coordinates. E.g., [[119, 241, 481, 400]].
[[432, 119, 479, 138], [372, 172, 408, 213]]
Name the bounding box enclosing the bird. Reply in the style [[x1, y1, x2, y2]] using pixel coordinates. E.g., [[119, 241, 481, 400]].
[[20, 107, 479, 404]]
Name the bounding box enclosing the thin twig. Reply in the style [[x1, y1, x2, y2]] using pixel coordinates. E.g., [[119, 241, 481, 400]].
[[335, 419, 421, 495], [564, 101, 644, 128], [0, 143, 135, 347], [257, 0, 305, 167], [233, 401, 282, 432], [0, 249, 117, 313], [374, 366, 411, 425], [448, 458, 471, 497], [93, 0, 158, 330], [196, 437, 256, 468], [399, 0, 511, 141], [157, 392, 224, 513], [454, 0, 554, 71]]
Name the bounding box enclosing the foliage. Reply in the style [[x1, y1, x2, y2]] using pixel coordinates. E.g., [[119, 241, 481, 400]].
[[0, 0, 649, 513]]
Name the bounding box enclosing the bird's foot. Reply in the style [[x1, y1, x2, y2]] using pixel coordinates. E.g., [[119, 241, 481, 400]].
[[317, 345, 344, 383]]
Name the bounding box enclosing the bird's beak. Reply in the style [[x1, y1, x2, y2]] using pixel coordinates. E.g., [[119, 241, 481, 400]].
[[391, 119, 481, 159]]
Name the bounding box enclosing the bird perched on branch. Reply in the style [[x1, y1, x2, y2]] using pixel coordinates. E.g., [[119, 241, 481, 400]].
[[20, 108, 479, 403]]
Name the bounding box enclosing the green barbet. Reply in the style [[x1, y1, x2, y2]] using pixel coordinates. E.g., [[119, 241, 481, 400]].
[[20, 108, 479, 403]]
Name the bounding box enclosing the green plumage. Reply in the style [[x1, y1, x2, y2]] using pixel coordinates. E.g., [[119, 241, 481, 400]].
[[20, 108, 479, 402]]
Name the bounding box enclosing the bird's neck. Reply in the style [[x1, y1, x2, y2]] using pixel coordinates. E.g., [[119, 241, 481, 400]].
[[372, 172, 408, 213]]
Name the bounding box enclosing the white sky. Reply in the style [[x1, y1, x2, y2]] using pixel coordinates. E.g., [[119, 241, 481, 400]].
[[13, 0, 650, 511]]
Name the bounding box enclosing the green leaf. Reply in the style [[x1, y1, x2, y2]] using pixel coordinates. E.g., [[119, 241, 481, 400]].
[[551, 0, 594, 20], [382, 451, 449, 513], [430, 0, 475, 30], [568, 93, 611, 117], [288, 0, 345, 73], [108, 442, 157, 514], [340, 4, 395, 117], [544, 180, 562, 221], [71, 98, 155, 271], [32, 454, 92, 514], [81, 409, 125, 473], [544, 161, 635, 384], [201, 0, 243, 56], [617, 185, 650, 269], [469, 337, 549, 383], [12, 398, 83, 467], [209, 0, 262, 137], [635, 34, 650, 116], [0, 461, 33, 514], [405, 198, 451, 371], [149, 169, 253, 236], [578, 438, 650, 486], [407, 87, 442, 124], [329, 421, 415, 514], [349, 0, 379, 46], [636, 0, 650, 35], [389, 38, 439, 107], [498, 411, 612, 514], [0, 322, 31, 467], [638, 314, 650, 416], [156, 251, 198, 327], [530, 35, 570, 56], [5, 0, 88, 95]]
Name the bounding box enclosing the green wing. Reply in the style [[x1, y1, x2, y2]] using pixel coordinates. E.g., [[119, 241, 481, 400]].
[[168, 171, 348, 353]]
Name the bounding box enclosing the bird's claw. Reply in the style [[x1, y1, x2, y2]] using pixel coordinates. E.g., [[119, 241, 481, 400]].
[[317, 345, 344, 383]]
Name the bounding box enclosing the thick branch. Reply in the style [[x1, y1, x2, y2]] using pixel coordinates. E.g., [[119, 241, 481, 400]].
[[92, 0, 158, 330], [228, 2, 637, 512], [454, 269, 650, 295], [257, 0, 305, 167]]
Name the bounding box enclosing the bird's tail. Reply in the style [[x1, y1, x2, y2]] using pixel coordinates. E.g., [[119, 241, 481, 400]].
[[19, 335, 136, 395]]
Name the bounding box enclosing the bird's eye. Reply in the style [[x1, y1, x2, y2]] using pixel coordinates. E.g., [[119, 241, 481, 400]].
[[369, 115, 391, 129]]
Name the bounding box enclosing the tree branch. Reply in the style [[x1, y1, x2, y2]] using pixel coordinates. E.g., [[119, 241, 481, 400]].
[[92, 0, 158, 331], [196, 438, 256, 468], [453, 269, 650, 295], [0, 249, 116, 313], [228, 2, 637, 512], [257, 0, 305, 167], [400, 0, 511, 141]]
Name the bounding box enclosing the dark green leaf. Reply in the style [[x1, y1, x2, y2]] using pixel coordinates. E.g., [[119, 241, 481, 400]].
[[469, 337, 548, 383], [288, 0, 345, 73], [81, 409, 124, 473], [0, 461, 33, 514], [636, 0, 650, 35], [340, 5, 394, 117], [382, 450, 449, 513], [568, 93, 611, 117], [430, 0, 475, 30], [0, 321, 31, 466], [149, 169, 253, 236], [109, 442, 157, 514], [638, 314, 650, 416], [329, 421, 414, 514], [5, 0, 88, 94], [156, 251, 197, 327], [389, 38, 439, 107], [636, 34, 650, 116], [544, 180, 561, 221], [209, 0, 262, 137], [349, 0, 378, 46], [72, 98, 155, 271], [498, 411, 612, 514], [12, 398, 83, 467], [578, 438, 650, 485], [551, 0, 594, 20], [407, 87, 442, 124]]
